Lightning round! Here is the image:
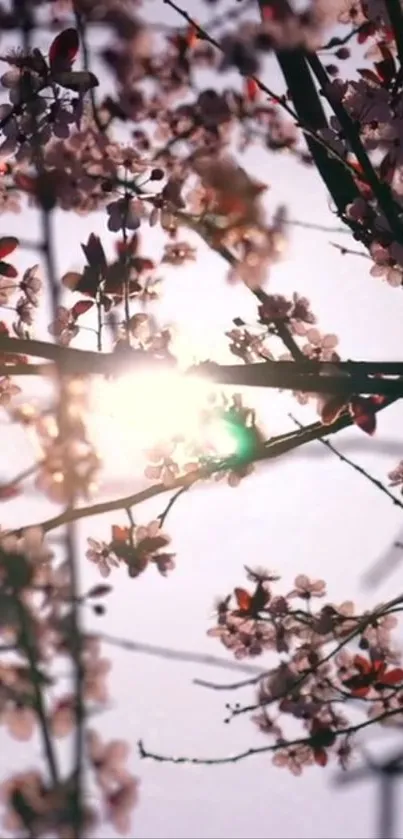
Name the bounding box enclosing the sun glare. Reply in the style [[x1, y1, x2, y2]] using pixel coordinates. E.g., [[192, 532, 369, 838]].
[[88, 370, 239, 471]]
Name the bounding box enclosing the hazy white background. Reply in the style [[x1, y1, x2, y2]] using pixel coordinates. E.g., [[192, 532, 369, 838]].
[[1, 1, 403, 836]]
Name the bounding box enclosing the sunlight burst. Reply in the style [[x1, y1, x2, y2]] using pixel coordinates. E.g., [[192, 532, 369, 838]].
[[88, 370, 239, 470]]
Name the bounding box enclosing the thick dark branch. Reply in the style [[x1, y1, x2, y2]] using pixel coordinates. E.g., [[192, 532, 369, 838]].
[[386, 0, 403, 77], [3, 336, 403, 396], [196, 360, 403, 397], [307, 52, 403, 244], [256, 0, 359, 215]]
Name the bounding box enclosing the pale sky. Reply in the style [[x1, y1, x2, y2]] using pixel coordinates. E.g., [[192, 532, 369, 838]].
[[1, 2, 403, 837]]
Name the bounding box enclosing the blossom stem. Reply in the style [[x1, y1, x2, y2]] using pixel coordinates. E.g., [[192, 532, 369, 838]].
[[158, 485, 189, 527]]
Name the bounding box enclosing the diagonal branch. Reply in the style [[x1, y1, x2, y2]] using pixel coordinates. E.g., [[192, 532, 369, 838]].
[[289, 414, 403, 511], [24, 396, 395, 535]]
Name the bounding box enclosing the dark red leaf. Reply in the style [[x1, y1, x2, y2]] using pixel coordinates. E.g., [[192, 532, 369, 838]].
[[244, 77, 259, 102], [379, 668, 403, 686], [81, 234, 107, 272], [234, 587, 252, 612], [132, 257, 155, 273], [49, 28, 79, 69], [115, 233, 139, 258], [87, 584, 113, 599], [0, 262, 17, 278], [349, 397, 377, 435], [371, 393, 388, 407], [379, 152, 396, 185], [372, 659, 386, 676], [53, 70, 99, 92], [71, 299, 94, 320], [375, 46, 395, 86], [14, 172, 36, 194], [357, 68, 381, 85], [260, 3, 274, 21], [0, 236, 18, 259], [353, 654, 372, 674], [357, 22, 376, 44], [314, 748, 328, 767], [184, 25, 198, 49], [347, 683, 371, 698], [112, 525, 130, 544]]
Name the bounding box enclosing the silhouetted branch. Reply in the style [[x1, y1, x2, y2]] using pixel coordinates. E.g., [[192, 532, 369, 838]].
[[100, 633, 265, 675], [4, 334, 403, 396], [138, 707, 403, 766], [289, 414, 403, 511], [26, 398, 394, 535]]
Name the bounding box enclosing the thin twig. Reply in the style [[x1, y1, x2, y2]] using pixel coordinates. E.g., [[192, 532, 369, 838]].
[[99, 633, 265, 675], [289, 414, 403, 511], [158, 485, 189, 527], [138, 706, 403, 766]]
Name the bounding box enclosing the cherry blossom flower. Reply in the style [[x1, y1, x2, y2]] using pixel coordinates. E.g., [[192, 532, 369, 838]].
[[48, 305, 79, 345], [83, 649, 111, 705], [144, 440, 180, 486], [15, 295, 33, 325], [106, 197, 141, 233], [302, 328, 340, 361], [110, 520, 175, 579], [0, 770, 45, 833], [106, 775, 140, 836], [252, 710, 282, 738], [337, 0, 367, 25], [1, 706, 36, 741], [272, 744, 314, 776], [388, 459, 403, 489], [0, 526, 53, 566], [86, 538, 120, 577], [369, 242, 403, 287], [50, 697, 76, 738], [19, 264, 41, 306], [0, 376, 20, 406], [162, 241, 196, 265], [258, 294, 292, 323], [289, 575, 327, 599], [86, 729, 130, 790]]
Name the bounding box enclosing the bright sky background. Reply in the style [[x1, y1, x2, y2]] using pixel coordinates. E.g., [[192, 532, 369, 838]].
[[2, 1, 403, 837]]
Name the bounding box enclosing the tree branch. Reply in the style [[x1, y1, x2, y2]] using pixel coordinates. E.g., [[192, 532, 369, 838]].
[[24, 397, 394, 535], [138, 707, 403, 766], [289, 414, 403, 511], [3, 335, 403, 396]]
